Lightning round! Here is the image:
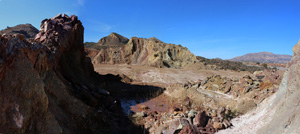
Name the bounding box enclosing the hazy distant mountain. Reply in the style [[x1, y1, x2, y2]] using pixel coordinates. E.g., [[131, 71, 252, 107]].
[[0, 24, 39, 38], [230, 52, 292, 63]]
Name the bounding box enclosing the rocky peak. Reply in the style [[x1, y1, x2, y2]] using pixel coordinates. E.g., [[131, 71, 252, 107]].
[[0, 23, 39, 38], [148, 37, 163, 43], [34, 13, 83, 55], [97, 32, 129, 46]]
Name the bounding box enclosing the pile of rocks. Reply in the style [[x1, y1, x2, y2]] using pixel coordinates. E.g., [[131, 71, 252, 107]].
[[198, 72, 278, 104], [129, 69, 282, 133], [132, 106, 233, 133]]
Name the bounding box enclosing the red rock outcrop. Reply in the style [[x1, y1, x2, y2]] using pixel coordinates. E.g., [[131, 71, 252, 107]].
[[0, 14, 140, 134]]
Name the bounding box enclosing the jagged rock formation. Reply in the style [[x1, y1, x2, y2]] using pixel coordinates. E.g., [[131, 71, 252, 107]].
[[85, 34, 204, 69], [0, 24, 39, 38], [0, 14, 143, 134], [230, 52, 292, 64]]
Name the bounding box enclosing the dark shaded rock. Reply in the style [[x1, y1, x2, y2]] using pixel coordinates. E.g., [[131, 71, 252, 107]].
[[193, 111, 209, 127]]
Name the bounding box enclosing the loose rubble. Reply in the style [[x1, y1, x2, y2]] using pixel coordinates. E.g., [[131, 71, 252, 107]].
[[130, 69, 282, 133]]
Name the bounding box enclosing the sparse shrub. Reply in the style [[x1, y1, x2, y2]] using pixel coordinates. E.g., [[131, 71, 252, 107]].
[[262, 63, 268, 68]]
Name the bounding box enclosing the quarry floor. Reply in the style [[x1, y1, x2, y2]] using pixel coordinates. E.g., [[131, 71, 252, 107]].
[[93, 64, 283, 133], [94, 64, 250, 88]]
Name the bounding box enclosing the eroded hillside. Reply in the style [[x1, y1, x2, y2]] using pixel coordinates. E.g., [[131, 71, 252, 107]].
[[85, 34, 205, 69]]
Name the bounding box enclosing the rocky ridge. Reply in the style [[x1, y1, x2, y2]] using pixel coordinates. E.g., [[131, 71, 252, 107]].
[[197, 56, 263, 72], [85, 33, 205, 69], [0, 24, 39, 38]]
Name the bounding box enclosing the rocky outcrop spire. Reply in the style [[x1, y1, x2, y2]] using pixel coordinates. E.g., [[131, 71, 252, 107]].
[[0, 14, 127, 134]]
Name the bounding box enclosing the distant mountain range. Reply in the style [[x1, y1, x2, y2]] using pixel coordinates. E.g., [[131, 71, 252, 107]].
[[230, 52, 292, 64], [0, 24, 39, 38]]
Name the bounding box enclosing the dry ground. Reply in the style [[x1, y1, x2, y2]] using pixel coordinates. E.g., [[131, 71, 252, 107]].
[[94, 64, 252, 87]]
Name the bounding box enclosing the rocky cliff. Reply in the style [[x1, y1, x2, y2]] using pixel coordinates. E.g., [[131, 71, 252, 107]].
[[86, 34, 204, 69], [0, 14, 143, 134], [230, 52, 292, 64]]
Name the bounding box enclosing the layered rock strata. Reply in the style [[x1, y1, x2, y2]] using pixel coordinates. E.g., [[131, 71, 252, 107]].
[[86, 34, 204, 69]]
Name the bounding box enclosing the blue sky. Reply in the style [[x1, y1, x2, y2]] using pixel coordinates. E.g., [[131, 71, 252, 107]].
[[1, 0, 300, 59]]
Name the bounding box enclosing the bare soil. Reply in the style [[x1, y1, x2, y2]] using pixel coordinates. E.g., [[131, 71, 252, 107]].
[[94, 64, 251, 87]]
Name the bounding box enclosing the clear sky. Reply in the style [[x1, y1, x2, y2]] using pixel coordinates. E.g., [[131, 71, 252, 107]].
[[1, 0, 300, 59]]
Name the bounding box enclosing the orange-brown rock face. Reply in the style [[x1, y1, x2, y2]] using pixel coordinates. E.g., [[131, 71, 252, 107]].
[[0, 14, 137, 134], [86, 35, 204, 69]]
